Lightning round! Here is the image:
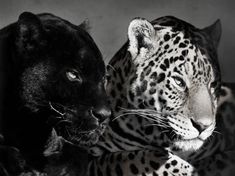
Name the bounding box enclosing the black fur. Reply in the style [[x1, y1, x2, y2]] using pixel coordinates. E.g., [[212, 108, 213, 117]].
[[0, 12, 111, 171]]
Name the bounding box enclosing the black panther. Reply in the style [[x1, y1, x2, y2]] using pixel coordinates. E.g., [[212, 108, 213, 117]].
[[0, 12, 111, 174]]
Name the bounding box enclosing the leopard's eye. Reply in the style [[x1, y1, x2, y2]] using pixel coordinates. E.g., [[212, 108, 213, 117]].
[[66, 70, 82, 82], [210, 81, 217, 89], [172, 76, 186, 89]]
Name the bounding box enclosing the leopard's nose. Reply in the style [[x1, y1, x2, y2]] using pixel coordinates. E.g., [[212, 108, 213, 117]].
[[91, 107, 111, 123], [191, 119, 210, 133]]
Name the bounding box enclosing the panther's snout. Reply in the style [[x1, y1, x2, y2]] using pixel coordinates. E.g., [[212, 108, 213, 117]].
[[48, 101, 111, 146], [48, 102, 111, 127], [90, 107, 112, 124]]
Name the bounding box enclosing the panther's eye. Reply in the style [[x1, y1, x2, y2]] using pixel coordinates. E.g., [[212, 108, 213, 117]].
[[172, 76, 186, 89], [66, 70, 82, 82]]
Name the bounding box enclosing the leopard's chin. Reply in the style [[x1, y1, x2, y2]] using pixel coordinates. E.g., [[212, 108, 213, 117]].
[[173, 138, 204, 152]]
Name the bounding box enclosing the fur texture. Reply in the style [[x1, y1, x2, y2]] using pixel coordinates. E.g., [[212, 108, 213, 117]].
[[0, 12, 111, 173]]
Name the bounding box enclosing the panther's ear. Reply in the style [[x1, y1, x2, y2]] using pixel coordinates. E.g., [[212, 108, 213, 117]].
[[16, 12, 44, 54], [128, 18, 156, 59], [79, 19, 91, 32], [202, 19, 222, 48]]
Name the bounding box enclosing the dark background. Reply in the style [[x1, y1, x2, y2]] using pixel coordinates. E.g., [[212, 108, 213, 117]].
[[0, 0, 234, 81]]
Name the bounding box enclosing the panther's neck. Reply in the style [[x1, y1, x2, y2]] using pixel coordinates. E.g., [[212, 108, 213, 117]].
[[3, 105, 52, 170]]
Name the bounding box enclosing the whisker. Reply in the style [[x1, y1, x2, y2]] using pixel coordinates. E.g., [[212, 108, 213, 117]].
[[55, 120, 72, 126], [118, 106, 178, 116], [161, 130, 170, 133], [118, 109, 167, 119], [144, 123, 171, 128], [120, 110, 187, 121], [213, 130, 222, 135], [49, 101, 65, 116], [112, 112, 139, 121], [65, 126, 72, 138], [119, 107, 163, 115], [171, 133, 176, 139], [107, 64, 116, 72], [113, 107, 189, 133], [113, 112, 166, 124]]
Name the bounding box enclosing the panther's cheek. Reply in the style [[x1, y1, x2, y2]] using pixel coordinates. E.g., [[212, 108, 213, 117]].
[[21, 62, 50, 112]]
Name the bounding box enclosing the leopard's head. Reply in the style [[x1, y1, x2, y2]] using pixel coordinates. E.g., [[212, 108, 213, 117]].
[[126, 17, 221, 151], [15, 12, 111, 147]]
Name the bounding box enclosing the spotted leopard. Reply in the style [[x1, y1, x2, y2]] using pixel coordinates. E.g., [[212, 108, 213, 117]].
[[89, 84, 235, 176], [88, 16, 235, 176]]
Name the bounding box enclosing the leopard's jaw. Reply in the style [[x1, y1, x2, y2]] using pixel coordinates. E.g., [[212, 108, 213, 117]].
[[174, 138, 204, 152]]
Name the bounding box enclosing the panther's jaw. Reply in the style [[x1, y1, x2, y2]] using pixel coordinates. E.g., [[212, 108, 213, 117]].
[[55, 120, 107, 147], [68, 126, 106, 147], [47, 101, 109, 146]]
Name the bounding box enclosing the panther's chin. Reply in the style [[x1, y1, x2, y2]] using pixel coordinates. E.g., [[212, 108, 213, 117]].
[[56, 122, 107, 147], [173, 138, 204, 152], [68, 126, 106, 147], [70, 131, 101, 147]]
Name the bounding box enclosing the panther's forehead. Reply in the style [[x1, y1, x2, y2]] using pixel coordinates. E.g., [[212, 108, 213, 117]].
[[32, 13, 105, 79], [38, 13, 77, 32], [75, 47, 106, 79]]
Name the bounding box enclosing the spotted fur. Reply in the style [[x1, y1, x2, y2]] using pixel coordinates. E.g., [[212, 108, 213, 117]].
[[90, 148, 196, 176], [87, 16, 235, 176], [91, 16, 221, 154]]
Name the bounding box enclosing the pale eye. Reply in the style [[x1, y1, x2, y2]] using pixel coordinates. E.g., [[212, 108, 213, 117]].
[[210, 81, 217, 89], [172, 76, 186, 89], [66, 70, 81, 82]]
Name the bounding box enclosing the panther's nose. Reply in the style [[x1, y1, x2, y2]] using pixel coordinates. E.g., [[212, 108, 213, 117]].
[[91, 107, 111, 123]]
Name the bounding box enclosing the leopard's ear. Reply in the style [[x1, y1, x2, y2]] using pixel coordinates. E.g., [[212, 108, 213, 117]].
[[16, 12, 45, 54], [202, 19, 222, 48], [128, 18, 156, 59]]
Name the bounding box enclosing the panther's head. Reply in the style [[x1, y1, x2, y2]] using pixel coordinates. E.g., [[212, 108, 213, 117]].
[[126, 17, 221, 151], [14, 12, 111, 147]]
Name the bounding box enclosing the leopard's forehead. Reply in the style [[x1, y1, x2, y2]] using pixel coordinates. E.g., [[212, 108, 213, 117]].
[[151, 16, 218, 57], [142, 36, 212, 82], [134, 17, 218, 86]]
